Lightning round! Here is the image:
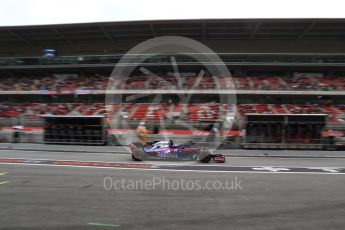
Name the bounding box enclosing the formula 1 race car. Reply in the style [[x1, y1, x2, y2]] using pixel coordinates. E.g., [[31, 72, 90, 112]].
[[129, 140, 225, 163]]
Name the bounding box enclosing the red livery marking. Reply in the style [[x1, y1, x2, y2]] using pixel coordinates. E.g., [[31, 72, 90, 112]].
[[0, 158, 25, 163]]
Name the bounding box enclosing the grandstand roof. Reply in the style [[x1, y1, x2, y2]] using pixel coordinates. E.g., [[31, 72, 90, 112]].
[[1, 18, 345, 56], [1, 18, 345, 46]]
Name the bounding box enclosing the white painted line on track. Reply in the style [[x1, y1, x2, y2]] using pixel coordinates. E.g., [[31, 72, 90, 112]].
[[1, 162, 345, 175], [3, 157, 345, 169], [0, 157, 199, 167], [193, 164, 345, 168]]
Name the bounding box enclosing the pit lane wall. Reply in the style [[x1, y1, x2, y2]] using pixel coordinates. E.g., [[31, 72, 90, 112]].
[[0, 127, 343, 150], [0, 127, 241, 148]]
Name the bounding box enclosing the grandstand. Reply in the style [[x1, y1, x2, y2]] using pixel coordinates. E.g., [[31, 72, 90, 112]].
[[1, 18, 345, 149]]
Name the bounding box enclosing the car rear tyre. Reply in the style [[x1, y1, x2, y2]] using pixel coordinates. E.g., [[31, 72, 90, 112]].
[[132, 154, 142, 161], [199, 155, 212, 163]]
